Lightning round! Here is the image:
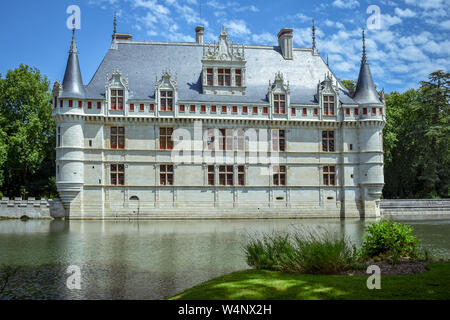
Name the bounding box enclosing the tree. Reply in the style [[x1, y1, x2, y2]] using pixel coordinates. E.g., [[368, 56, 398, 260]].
[[383, 70, 449, 198], [0, 64, 56, 197]]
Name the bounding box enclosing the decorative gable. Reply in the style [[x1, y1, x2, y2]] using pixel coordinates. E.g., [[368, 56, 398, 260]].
[[268, 72, 290, 115], [201, 27, 247, 96], [155, 69, 178, 113], [105, 69, 129, 112], [317, 73, 339, 116]]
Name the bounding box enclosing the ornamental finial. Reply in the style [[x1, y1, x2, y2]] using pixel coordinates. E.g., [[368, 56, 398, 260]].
[[362, 28, 367, 64], [312, 19, 316, 51]]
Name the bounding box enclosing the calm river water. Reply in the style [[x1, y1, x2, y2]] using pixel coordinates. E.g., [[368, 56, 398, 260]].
[[0, 218, 449, 300]]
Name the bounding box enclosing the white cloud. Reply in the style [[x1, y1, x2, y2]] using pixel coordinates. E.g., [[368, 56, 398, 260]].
[[394, 8, 416, 18], [332, 0, 360, 9], [252, 32, 276, 45], [225, 20, 251, 37]]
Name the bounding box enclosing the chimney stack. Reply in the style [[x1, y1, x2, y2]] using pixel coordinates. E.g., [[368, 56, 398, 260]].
[[195, 26, 204, 44], [278, 28, 293, 60]]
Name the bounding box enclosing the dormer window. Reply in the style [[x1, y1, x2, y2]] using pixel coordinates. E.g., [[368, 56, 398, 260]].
[[323, 95, 335, 115], [235, 69, 242, 87], [160, 90, 173, 111], [201, 27, 246, 96], [207, 68, 214, 86], [274, 94, 286, 114], [111, 89, 124, 110]]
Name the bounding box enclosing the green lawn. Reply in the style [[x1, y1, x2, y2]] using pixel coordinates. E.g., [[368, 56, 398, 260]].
[[170, 263, 450, 300]]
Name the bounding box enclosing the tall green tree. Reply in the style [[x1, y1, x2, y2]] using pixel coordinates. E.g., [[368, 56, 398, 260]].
[[0, 64, 56, 197]]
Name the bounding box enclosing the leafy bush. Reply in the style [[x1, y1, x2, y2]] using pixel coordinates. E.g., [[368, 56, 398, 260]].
[[244, 231, 362, 274], [361, 219, 420, 260]]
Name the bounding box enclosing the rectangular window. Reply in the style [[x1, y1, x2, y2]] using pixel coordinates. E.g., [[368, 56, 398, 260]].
[[110, 89, 124, 110], [111, 164, 125, 186], [160, 165, 174, 186], [60, 100, 63, 108], [160, 127, 174, 150], [201, 105, 206, 113], [232, 106, 238, 114], [354, 108, 359, 115], [211, 105, 217, 113], [314, 108, 318, 115], [273, 166, 286, 186], [69, 100, 73, 108], [273, 94, 286, 114], [111, 126, 125, 149], [346, 108, 350, 116], [140, 104, 144, 111], [219, 128, 233, 151], [179, 105, 185, 112], [219, 165, 234, 186], [272, 129, 286, 152], [78, 101, 82, 109], [253, 106, 258, 114], [207, 68, 214, 86], [263, 106, 268, 114], [130, 104, 134, 111], [218, 69, 224, 86], [160, 91, 173, 111], [363, 108, 367, 115], [225, 69, 231, 86], [57, 127, 61, 147], [190, 105, 196, 113], [222, 106, 227, 114], [208, 165, 215, 186], [150, 104, 155, 111], [97, 102, 101, 109], [323, 166, 336, 186], [235, 69, 242, 87], [380, 108, 383, 115], [322, 131, 335, 152], [372, 107, 376, 115], [238, 166, 245, 186], [323, 95, 335, 115], [88, 101, 92, 109], [291, 108, 296, 115], [303, 108, 307, 115], [243, 106, 248, 114]]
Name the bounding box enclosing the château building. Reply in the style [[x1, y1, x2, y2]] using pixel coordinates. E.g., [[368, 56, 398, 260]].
[[52, 19, 386, 219]]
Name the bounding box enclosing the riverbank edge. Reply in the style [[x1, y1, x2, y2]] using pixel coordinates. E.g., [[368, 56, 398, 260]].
[[169, 262, 450, 300]]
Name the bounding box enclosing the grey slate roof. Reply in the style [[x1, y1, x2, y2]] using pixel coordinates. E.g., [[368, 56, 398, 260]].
[[61, 30, 85, 99], [352, 31, 383, 106], [81, 40, 357, 105]]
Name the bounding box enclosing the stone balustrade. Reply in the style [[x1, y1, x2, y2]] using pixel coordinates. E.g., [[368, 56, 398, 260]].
[[0, 197, 53, 219], [380, 199, 450, 220]]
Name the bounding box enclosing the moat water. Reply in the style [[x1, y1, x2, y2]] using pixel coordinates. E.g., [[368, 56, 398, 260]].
[[0, 218, 449, 300]]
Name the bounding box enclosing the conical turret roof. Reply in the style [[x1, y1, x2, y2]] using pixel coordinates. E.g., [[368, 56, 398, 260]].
[[61, 28, 85, 99], [353, 30, 383, 105]]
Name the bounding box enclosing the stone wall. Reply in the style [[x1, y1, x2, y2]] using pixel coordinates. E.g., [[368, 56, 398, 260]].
[[0, 197, 54, 219], [380, 199, 450, 220]]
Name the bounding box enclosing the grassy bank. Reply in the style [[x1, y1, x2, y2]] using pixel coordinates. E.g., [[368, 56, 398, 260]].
[[170, 263, 450, 300]]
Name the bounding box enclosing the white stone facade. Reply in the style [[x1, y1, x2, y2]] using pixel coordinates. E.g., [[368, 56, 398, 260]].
[[53, 27, 385, 219]]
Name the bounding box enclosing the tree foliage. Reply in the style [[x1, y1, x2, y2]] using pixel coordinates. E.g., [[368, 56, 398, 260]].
[[0, 64, 56, 198], [383, 70, 449, 198]]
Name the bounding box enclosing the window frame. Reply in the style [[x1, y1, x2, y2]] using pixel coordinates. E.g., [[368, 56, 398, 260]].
[[110, 163, 125, 186], [323, 95, 335, 115], [322, 131, 335, 152], [273, 166, 287, 186], [219, 165, 234, 186], [160, 90, 173, 112], [110, 89, 124, 110], [323, 165, 336, 186], [160, 164, 174, 186], [159, 127, 174, 150], [110, 126, 125, 150], [273, 94, 286, 114]]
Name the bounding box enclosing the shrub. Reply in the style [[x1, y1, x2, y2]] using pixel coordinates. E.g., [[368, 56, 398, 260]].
[[361, 219, 420, 260], [244, 231, 362, 274]]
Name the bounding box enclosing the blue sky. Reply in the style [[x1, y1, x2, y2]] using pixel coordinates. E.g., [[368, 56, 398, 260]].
[[0, 0, 448, 93]]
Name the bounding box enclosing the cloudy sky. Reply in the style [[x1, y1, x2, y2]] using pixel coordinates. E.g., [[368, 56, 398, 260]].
[[0, 0, 448, 93]]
